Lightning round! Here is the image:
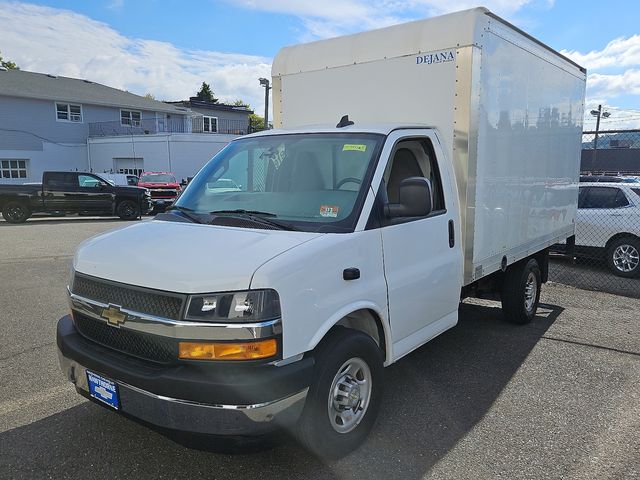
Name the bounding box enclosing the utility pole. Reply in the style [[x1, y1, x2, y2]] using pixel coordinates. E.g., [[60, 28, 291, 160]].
[[589, 104, 610, 171], [259, 78, 271, 130]]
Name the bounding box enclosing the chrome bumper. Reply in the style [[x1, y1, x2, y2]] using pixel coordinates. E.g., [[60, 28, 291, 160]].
[[58, 352, 308, 436]]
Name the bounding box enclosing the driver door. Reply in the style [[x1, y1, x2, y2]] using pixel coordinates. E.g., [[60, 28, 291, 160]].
[[378, 132, 462, 359]]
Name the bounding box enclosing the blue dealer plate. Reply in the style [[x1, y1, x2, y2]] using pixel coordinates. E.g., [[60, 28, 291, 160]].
[[86, 371, 120, 410]]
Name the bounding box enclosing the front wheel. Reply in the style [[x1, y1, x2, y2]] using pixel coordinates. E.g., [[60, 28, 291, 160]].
[[297, 328, 383, 459], [501, 258, 541, 324], [2, 201, 31, 224], [116, 200, 140, 220], [607, 236, 640, 278]]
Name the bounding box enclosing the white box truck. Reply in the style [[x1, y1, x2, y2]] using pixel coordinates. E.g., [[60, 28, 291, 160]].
[[57, 7, 586, 458]]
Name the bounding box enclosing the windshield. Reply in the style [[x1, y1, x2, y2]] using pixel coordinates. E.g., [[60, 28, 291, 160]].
[[174, 133, 384, 232], [140, 174, 176, 183]]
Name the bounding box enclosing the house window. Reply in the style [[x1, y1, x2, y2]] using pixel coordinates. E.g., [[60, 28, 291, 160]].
[[0, 160, 28, 179], [203, 116, 218, 133], [56, 103, 83, 122], [121, 110, 142, 127]]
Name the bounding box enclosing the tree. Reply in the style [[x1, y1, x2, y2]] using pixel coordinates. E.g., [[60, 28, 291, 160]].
[[249, 113, 265, 131], [143, 93, 156, 100], [0, 51, 19, 70], [196, 82, 217, 103], [232, 99, 250, 108]]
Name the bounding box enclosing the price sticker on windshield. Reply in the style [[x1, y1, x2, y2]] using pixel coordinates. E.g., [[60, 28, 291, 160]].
[[342, 144, 367, 152], [320, 205, 339, 218]]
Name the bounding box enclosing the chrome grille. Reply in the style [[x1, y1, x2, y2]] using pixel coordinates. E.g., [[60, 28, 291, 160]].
[[72, 274, 185, 320]]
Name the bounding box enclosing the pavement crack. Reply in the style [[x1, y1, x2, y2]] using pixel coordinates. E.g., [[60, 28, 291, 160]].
[[0, 341, 56, 362], [541, 335, 640, 357]]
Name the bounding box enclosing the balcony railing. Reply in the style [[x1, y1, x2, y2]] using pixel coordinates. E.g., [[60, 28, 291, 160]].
[[88, 117, 254, 137]]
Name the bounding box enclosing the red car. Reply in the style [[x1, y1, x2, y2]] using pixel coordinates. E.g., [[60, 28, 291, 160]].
[[138, 172, 181, 211]]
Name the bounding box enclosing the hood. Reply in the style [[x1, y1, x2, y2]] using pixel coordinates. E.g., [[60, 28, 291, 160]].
[[74, 220, 323, 293], [139, 182, 181, 188]]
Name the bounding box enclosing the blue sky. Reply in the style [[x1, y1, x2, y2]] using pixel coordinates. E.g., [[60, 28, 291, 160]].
[[1, 0, 640, 128]]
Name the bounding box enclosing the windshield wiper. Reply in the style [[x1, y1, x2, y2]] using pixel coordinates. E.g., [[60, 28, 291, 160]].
[[166, 205, 203, 224], [209, 209, 298, 231]]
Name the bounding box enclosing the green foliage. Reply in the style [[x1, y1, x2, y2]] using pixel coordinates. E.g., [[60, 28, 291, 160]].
[[196, 82, 218, 103], [249, 113, 265, 130], [143, 92, 156, 100], [0, 51, 19, 69]]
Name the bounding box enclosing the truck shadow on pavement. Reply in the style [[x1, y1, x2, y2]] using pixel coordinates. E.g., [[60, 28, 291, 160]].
[[0, 301, 562, 480]]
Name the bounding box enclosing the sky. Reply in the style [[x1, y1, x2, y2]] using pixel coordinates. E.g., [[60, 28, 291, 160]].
[[1, 0, 640, 129]]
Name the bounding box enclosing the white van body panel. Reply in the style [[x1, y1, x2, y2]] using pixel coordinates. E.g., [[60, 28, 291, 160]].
[[272, 7, 586, 286], [73, 220, 323, 293]]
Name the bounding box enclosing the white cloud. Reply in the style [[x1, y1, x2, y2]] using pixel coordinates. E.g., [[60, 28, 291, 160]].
[[0, 1, 271, 112], [562, 36, 640, 129], [229, 0, 553, 41], [561, 35, 640, 71]]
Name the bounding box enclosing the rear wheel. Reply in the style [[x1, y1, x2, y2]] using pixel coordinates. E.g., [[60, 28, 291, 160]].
[[607, 236, 640, 278], [2, 201, 31, 224], [116, 200, 140, 220], [297, 328, 383, 459], [501, 258, 541, 324]]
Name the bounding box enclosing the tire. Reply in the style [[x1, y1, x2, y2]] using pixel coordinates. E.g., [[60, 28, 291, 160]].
[[501, 258, 541, 325], [607, 236, 640, 278], [2, 201, 31, 224], [297, 328, 384, 459], [116, 200, 140, 220]]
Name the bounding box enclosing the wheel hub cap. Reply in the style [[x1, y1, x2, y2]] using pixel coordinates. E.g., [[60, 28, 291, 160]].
[[327, 357, 372, 434], [524, 272, 537, 312]]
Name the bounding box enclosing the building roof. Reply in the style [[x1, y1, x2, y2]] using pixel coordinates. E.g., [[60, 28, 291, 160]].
[[168, 98, 253, 114], [0, 69, 189, 115]]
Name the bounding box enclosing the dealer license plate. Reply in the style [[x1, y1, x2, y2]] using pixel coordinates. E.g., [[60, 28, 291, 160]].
[[86, 370, 120, 410]]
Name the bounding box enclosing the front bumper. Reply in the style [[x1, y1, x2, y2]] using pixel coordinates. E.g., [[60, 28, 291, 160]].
[[57, 315, 312, 436]]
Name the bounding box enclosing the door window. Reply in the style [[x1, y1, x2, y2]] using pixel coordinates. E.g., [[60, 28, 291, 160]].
[[383, 138, 445, 212], [46, 172, 76, 188], [78, 174, 105, 188], [581, 187, 629, 209]]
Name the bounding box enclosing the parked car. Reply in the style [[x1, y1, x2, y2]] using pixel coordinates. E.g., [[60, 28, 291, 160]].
[[138, 172, 181, 211], [0, 171, 151, 223], [580, 175, 640, 183], [568, 183, 640, 277]]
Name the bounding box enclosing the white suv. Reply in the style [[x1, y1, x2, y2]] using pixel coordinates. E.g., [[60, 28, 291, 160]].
[[575, 182, 640, 277]]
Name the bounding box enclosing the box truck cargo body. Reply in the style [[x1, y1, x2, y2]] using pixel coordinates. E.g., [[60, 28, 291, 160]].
[[56, 7, 586, 459], [273, 7, 586, 284]]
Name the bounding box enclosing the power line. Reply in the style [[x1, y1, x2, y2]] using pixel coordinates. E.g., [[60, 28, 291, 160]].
[[0, 128, 86, 147]]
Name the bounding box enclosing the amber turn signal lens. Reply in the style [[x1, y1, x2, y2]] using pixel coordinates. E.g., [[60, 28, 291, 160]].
[[178, 339, 277, 361]]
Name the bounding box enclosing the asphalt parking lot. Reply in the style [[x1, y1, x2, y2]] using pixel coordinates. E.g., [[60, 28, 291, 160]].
[[1, 217, 638, 479]]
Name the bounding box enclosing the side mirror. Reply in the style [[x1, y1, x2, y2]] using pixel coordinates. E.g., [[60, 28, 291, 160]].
[[385, 177, 432, 218]]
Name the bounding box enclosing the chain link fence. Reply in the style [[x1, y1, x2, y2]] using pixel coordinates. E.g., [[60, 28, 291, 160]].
[[549, 129, 640, 298]]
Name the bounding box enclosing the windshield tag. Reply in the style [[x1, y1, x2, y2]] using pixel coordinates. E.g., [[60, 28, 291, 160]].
[[342, 144, 367, 152], [320, 205, 339, 218]]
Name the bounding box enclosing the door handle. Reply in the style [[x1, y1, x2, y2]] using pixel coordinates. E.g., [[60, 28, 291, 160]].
[[448, 220, 455, 248]]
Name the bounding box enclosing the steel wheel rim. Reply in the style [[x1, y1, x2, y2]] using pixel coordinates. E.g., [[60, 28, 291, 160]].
[[327, 357, 372, 434], [613, 244, 640, 273], [8, 206, 24, 221], [121, 203, 134, 217], [524, 272, 537, 313]]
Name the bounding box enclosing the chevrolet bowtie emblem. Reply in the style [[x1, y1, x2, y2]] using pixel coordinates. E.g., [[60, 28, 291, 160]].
[[101, 304, 126, 327]]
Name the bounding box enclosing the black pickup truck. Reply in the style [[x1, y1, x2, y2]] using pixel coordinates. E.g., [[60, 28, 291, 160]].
[[0, 171, 152, 224]]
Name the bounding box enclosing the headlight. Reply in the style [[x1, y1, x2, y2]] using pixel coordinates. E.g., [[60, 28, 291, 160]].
[[185, 289, 280, 322]]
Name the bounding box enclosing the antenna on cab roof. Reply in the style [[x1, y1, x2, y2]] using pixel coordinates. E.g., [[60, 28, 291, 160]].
[[336, 115, 354, 128]]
